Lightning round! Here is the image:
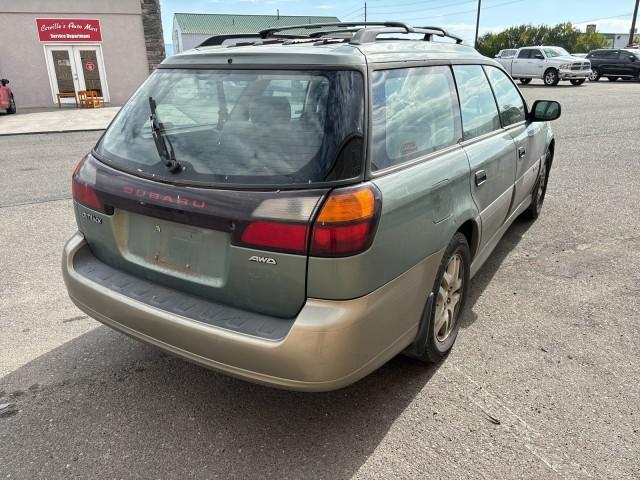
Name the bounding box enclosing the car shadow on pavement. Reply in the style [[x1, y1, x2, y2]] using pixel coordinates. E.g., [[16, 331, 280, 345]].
[[460, 218, 533, 329], [0, 220, 532, 479], [1, 322, 442, 479]]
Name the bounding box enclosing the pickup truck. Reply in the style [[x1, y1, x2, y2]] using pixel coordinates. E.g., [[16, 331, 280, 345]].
[[497, 46, 591, 86]]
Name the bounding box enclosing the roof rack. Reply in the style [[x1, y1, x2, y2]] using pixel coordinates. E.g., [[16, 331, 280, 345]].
[[259, 21, 464, 45], [196, 21, 464, 49]]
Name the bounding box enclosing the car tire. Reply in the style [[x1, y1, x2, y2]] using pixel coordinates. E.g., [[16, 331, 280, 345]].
[[570, 79, 585, 86], [519, 78, 532, 85], [607, 76, 619, 82], [544, 68, 560, 86], [403, 232, 470, 363], [588, 68, 600, 81], [6, 94, 16, 114], [522, 154, 550, 221]]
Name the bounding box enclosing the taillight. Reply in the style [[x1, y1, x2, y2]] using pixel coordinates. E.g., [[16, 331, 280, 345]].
[[72, 155, 108, 213], [310, 184, 381, 257], [241, 221, 309, 254], [237, 184, 381, 257]]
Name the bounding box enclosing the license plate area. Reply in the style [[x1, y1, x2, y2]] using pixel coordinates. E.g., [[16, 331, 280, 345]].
[[115, 210, 229, 287]]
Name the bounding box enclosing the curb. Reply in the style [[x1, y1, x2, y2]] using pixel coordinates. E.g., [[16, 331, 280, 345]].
[[0, 127, 106, 137]]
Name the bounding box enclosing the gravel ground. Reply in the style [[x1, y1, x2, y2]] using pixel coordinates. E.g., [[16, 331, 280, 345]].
[[1, 81, 639, 479]]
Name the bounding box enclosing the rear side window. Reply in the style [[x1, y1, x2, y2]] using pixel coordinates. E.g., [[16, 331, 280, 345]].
[[530, 49, 544, 59], [603, 50, 619, 58], [622, 51, 636, 61], [484, 66, 526, 126], [370, 66, 461, 170], [517, 49, 531, 59], [453, 65, 501, 140], [95, 69, 364, 187]]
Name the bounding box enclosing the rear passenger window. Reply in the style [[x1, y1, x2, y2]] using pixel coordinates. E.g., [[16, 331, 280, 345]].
[[371, 66, 461, 170], [453, 65, 501, 140], [484, 66, 526, 126], [517, 50, 531, 59]]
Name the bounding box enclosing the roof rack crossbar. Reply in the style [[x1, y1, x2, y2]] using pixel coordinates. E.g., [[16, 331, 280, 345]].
[[418, 26, 464, 44], [307, 28, 363, 38], [349, 26, 463, 45]]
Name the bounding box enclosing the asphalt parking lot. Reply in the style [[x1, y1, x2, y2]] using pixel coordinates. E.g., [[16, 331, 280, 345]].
[[1, 80, 639, 479]]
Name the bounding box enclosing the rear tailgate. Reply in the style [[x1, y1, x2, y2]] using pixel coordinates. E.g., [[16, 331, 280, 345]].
[[74, 154, 328, 318], [74, 67, 365, 318]]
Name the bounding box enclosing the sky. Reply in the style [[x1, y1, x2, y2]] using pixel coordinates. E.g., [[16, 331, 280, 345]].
[[159, 0, 638, 46]]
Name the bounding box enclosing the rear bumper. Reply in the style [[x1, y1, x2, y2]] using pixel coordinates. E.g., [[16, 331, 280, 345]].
[[62, 232, 441, 391]]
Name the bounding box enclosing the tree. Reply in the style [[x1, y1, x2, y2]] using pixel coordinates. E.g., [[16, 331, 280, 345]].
[[574, 30, 610, 52], [476, 22, 609, 57]]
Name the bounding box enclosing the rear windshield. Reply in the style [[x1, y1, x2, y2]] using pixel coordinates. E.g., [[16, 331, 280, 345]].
[[95, 69, 365, 187]]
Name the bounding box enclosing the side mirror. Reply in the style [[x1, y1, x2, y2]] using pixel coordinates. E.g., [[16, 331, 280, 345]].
[[529, 100, 561, 122], [0, 79, 8, 86], [534, 54, 545, 60]]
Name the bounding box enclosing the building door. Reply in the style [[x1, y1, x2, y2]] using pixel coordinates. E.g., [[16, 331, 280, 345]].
[[44, 45, 109, 104]]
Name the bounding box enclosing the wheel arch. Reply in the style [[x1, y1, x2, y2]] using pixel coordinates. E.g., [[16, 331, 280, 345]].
[[455, 218, 480, 262], [547, 138, 555, 168]]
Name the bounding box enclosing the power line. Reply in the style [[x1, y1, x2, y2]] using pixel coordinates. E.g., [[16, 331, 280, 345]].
[[394, 0, 525, 22], [367, 0, 477, 14], [342, 9, 365, 20], [572, 12, 633, 25], [341, 4, 365, 18]]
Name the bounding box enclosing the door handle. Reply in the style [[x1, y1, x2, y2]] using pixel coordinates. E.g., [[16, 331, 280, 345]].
[[518, 146, 526, 159], [475, 170, 487, 187]]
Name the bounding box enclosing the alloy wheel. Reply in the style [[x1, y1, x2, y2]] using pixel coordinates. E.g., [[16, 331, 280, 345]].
[[545, 71, 557, 85], [434, 254, 464, 344], [535, 162, 547, 213], [589, 69, 599, 81]]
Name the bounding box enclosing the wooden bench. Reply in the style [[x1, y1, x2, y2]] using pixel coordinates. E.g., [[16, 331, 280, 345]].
[[56, 92, 78, 108]]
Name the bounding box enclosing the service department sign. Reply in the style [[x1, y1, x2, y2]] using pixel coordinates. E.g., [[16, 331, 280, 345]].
[[36, 19, 102, 42]]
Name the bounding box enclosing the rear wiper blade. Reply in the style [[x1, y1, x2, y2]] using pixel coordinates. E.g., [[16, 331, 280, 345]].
[[149, 96, 181, 173]]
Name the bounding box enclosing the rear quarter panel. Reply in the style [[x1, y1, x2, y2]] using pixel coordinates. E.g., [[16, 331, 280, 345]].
[[306, 146, 478, 300]]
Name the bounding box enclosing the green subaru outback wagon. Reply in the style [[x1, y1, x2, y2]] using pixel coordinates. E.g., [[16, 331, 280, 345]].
[[62, 22, 560, 391]]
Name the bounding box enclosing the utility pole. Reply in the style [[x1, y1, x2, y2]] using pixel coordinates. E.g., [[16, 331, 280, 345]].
[[629, 0, 639, 47], [474, 0, 482, 48], [364, 2, 367, 22]]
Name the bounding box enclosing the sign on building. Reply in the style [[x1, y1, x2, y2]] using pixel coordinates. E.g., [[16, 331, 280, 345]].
[[36, 19, 102, 42]]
